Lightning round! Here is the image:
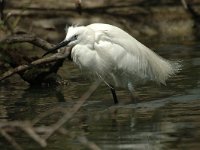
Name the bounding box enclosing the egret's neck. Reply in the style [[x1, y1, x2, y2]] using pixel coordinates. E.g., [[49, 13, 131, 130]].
[[80, 28, 95, 49], [85, 43, 94, 49]]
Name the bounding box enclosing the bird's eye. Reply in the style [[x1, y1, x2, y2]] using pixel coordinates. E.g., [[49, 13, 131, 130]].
[[70, 34, 78, 42]]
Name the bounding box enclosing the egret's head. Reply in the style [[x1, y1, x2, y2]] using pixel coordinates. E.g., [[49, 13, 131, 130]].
[[64, 26, 94, 46], [42, 25, 94, 57], [64, 26, 82, 46]]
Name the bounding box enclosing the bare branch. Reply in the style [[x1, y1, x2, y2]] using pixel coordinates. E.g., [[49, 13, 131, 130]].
[[0, 0, 5, 20], [0, 50, 70, 81], [75, 0, 82, 15], [0, 33, 71, 82], [0, 34, 54, 50]]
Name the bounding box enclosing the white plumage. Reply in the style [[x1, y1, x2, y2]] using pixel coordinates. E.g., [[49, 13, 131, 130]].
[[46, 23, 181, 103]]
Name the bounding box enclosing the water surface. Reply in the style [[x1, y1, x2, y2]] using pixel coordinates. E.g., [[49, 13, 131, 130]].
[[0, 40, 200, 150]]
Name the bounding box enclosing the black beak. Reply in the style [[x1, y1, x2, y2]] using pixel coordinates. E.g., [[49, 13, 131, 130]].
[[42, 40, 70, 57]]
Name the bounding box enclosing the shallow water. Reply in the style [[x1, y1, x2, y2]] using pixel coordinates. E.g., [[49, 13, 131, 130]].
[[0, 40, 200, 150]]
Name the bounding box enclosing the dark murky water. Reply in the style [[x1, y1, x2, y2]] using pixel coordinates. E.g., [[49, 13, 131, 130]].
[[0, 40, 200, 150]]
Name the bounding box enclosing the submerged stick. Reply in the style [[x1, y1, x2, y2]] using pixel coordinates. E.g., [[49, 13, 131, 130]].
[[43, 80, 101, 139], [0, 129, 23, 150], [0, 80, 101, 150]]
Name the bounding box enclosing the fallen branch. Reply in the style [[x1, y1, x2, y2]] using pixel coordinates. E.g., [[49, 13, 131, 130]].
[[0, 47, 70, 81], [0, 33, 70, 82]]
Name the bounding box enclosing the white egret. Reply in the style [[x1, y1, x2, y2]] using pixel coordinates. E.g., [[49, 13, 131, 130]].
[[43, 23, 181, 104]]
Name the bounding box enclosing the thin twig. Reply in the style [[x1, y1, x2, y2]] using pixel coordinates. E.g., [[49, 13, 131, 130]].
[[0, 121, 46, 147], [78, 136, 102, 150], [181, 0, 188, 9], [43, 80, 102, 139], [22, 126, 47, 147], [32, 107, 66, 125], [0, 129, 24, 150]]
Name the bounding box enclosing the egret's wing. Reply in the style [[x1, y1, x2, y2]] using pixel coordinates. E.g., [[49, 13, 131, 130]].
[[88, 23, 152, 56], [93, 40, 142, 87], [88, 23, 181, 84], [88, 23, 148, 77]]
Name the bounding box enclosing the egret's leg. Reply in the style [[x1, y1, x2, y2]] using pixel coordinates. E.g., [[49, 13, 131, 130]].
[[128, 82, 138, 103], [95, 72, 118, 104], [110, 86, 118, 104]]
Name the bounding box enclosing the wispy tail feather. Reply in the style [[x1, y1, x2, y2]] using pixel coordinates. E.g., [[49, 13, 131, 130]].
[[148, 55, 182, 84]]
